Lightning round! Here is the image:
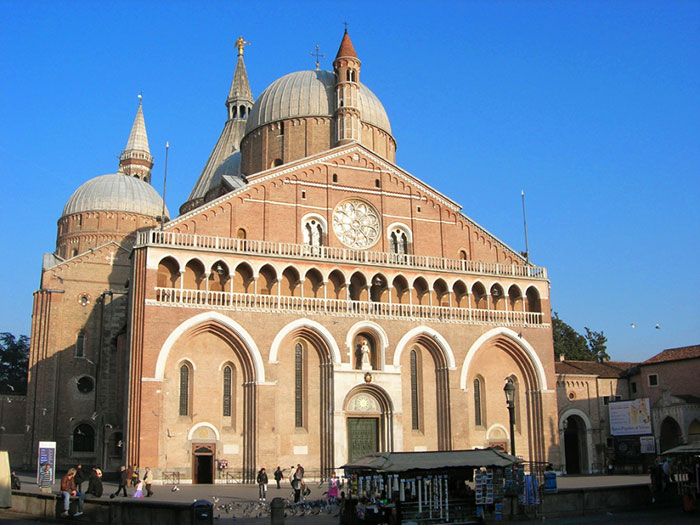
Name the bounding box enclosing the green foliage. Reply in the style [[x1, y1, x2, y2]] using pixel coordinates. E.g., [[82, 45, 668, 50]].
[[552, 313, 609, 363], [0, 332, 30, 394]]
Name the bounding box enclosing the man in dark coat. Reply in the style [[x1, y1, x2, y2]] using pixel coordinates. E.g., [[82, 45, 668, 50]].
[[73, 464, 87, 493], [110, 466, 128, 497], [273, 466, 283, 489], [86, 468, 103, 498]]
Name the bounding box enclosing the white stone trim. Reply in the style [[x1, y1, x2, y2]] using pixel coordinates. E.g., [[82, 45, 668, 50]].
[[459, 327, 548, 391], [392, 326, 456, 370], [187, 422, 220, 441], [268, 318, 341, 364], [345, 321, 390, 370], [154, 311, 265, 383]]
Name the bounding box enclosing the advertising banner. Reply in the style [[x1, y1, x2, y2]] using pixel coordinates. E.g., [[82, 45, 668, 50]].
[[37, 441, 56, 484], [609, 398, 652, 436]]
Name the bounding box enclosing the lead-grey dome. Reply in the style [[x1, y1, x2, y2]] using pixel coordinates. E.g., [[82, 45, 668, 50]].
[[245, 70, 392, 136], [62, 173, 168, 218]]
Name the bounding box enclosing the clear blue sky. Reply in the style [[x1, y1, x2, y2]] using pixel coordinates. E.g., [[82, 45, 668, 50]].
[[1, 1, 698, 363]]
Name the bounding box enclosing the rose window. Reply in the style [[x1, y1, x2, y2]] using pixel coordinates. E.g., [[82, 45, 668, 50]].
[[332, 199, 380, 249]]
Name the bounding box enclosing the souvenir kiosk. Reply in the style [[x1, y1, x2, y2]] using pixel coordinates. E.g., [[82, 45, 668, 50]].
[[342, 448, 532, 524]]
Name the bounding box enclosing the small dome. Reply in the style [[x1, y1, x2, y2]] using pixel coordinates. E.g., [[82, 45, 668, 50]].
[[245, 70, 391, 136], [62, 173, 168, 219]]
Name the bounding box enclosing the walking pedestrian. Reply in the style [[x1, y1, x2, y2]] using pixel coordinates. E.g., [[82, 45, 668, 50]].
[[143, 467, 154, 497], [274, 466, 283, 489], [257, 467, 268, 501], [131, 464, 140, 487], [291, 465, 303, 502], [110, 465, 128, 498]]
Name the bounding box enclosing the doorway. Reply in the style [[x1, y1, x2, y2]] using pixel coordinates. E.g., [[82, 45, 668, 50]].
[[192, 443, 215, 484], [564, 416, 587, 474], [347, 417, 379, 463]]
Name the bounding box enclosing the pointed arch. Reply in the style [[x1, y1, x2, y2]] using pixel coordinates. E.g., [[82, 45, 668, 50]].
[[345, 321, 389, 370], [393, 326, 456, 369], [459, 327, 548, 391], [269, 319, 341, 364], [153, 311, 265, 383]]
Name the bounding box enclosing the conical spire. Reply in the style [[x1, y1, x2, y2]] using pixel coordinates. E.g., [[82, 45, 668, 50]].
[[119, 96, 154, 182], [227, 37, 254, 120], [335, 29, 358, 60]]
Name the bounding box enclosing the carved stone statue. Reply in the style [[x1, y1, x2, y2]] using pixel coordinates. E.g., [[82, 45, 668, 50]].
[[360, 339, 372, 370]]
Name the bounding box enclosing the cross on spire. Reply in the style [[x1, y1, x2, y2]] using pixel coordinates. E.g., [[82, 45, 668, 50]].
[[310, 44, 325, 71], [344, 21, 349, 33]]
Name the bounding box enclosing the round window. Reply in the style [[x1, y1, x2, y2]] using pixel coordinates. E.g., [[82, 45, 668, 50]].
[[567, 391, 576, 400], [76, 376, 94, 394]]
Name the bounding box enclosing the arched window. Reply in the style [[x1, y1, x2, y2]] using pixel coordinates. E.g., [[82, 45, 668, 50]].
[[223, 365, 232, 417], [73, 424, 95, 453], [75, 331, 85, 358], [236, 228, 247, 239], [179, 364, 191, 416], [302, 216, 326, 247], [410, 349, 422, 431], [474, 377, 483, 426], [295, 343, 304, 428]]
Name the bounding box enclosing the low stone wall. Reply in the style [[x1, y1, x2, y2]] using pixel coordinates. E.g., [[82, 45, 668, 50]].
[[540, 483, 666, 517], [9, 491, 197, 524]]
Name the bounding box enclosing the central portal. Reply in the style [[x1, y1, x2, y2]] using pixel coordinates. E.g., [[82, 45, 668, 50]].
[[347, 417, 379, 463]]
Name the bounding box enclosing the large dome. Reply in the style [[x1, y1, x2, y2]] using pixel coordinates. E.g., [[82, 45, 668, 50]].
[[62, 173, 168, 219], [245, 70, 392, 136]]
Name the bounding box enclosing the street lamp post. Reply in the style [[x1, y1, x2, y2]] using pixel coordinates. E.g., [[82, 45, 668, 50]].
[[504, 378, 516, 456]]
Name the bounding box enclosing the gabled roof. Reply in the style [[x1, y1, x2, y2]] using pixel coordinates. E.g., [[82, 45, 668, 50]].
[[642, 345, 700, 365], [167, 142, 531, 264], [555, 360, 637, 378], [43, 241, 130, 271]]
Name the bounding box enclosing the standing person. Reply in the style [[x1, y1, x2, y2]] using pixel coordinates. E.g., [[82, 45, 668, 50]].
[[273, 466, 283, 489], [327, 471, 339, 501], [38, 463, 52, 493], [131, 464, 140, 487], [143, 467, 154, 497], [73, 463, 87, 493], [86, 468, 103, 498], [60, 468, 84, 517], [110, 465, 128, 498], [291, 466, 302, 502], [257, 467, 268, 501]]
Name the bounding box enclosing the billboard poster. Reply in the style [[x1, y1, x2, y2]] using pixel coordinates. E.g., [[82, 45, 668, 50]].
[[37, 441, 56, 484], [640, 435, 656, 454], [609, 398, 652, 436]]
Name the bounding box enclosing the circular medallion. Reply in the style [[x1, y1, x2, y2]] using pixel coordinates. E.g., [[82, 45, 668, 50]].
[[77, 293, 91, 307], [332, 199, 381, 249]]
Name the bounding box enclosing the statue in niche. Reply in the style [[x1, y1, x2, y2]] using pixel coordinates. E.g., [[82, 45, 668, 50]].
[[356, 338, 372, 370]]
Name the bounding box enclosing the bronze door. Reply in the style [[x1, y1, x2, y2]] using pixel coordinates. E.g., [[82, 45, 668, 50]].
[[347, 417, 379, 463]]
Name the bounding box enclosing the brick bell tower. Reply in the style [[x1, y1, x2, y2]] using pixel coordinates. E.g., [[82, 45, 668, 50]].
[[334, 29, 361, 146]]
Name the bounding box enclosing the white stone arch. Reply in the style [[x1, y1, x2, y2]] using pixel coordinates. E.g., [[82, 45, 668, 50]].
[[393, 326, 456, 370], [154, 311, 265, 383], [459, 327, 548, 391], [183, 255, 207, 271], [559, 408, 594, 474], [506, 282, 526, 298], [208, 258, 232, 276], [187, 422, 220, 441], [345, 321, 390, 370], [486, 423, 510, 441], [386, 222, 413, 243], [254, 261, 281, 281], [301, 213, 328, 242], [269, 318, 341, 364], [151, 253, 185, 271]]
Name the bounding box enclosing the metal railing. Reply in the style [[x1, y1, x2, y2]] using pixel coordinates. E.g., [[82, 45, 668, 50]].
[[136, 230, 547, 279]]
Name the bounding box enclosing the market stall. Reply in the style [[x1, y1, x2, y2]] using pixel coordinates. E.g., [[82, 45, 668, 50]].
[[660, 442, 700, 512], [341, 448, 538, 524]]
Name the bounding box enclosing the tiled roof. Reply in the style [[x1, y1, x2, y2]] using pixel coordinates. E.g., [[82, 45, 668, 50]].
[[555, 360, 637, 378], [643, 345, 700, 364], [336, 31, 358, 59]]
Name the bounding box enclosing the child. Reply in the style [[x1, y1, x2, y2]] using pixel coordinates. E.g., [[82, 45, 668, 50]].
[[132, 479, 144, 498]]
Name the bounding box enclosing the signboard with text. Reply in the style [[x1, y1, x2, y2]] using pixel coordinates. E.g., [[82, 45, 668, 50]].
[[37, 441, 56, 484], [609, 398, 652, 436], [640, 435, 656, 454]]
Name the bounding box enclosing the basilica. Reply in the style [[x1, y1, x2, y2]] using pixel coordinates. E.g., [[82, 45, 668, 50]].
[[24, 31, 560, 482]]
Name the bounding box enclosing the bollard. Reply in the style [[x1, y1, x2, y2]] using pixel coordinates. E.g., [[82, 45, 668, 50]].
[[270, 497, 285, 525]]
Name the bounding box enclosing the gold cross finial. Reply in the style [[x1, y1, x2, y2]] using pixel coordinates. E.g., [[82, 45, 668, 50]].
[[310, 44, 325, 71], [235, 36, 251, 57]]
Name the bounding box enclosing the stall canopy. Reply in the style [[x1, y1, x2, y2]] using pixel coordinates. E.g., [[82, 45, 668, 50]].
[[661, 442, 700, 455], [342, 448, 521, 473]]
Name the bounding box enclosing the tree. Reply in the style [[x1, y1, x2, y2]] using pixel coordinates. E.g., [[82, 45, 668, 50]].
[[0, 333, 30, 394], [552, 312, 609, 362]]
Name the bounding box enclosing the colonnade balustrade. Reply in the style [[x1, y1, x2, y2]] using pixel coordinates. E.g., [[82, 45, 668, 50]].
[[152, 287, 545, 326], [137, 230, 547, 279]]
